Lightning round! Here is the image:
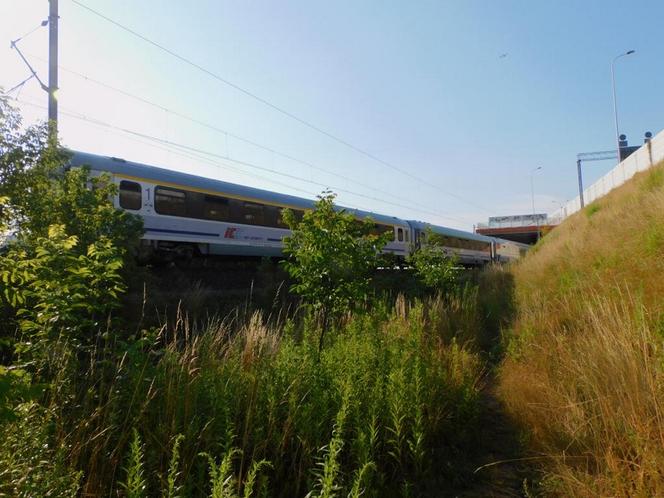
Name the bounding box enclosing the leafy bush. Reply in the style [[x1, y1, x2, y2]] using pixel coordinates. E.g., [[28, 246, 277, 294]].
[[0, 96, 143, 254], [0, 225, 126, 363], [282, 192, 390, 349], [407, 227, 458, 292], [0, 98, 142, 361]]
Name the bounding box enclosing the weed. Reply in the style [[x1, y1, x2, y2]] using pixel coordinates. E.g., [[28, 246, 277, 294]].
[[122, 429, 147, 498], [584, 202, 601, 217]]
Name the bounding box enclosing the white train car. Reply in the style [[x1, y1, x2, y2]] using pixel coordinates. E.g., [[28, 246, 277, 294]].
[[406, 220, 495, 267], [492, 237, 530, 263], [69, 151, 412, 261], [68, 151, 530, 266]]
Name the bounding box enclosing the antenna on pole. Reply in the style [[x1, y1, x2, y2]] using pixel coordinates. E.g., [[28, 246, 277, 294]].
[[48, 0, 59, 145]]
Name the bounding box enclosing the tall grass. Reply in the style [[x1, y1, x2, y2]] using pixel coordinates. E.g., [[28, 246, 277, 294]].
[[499, 160, 664, 496], [1, 293, 486, 496]]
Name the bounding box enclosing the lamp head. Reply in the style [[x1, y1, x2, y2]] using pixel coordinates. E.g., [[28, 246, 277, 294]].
[[626, 50, 635, 55]]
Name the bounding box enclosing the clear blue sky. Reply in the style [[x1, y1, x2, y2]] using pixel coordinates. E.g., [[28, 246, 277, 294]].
[[2, 0, 663, 229]]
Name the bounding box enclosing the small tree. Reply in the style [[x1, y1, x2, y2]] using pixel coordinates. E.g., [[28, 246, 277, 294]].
[[0, 97, 143, 256], [0, 97, 143, 363], [407, 227, 458, 293], [282, 192, 390, 351]]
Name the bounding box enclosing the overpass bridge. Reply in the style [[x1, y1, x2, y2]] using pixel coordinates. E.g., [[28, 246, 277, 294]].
[[475, 214, 560, 245]]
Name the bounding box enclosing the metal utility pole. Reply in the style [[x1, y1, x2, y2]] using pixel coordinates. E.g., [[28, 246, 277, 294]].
[[577, 159, 584, 208], [48, 0, 59, 144], [530, 166, 542, 240], [576, 150, 619, 209]]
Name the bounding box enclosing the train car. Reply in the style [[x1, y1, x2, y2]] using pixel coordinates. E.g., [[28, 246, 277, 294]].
[[491, 237, 530, 263], [69, 151, 412, 261], [407, 220, 495, 267]]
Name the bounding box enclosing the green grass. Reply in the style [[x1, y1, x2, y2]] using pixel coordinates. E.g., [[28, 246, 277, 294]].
[[0, 293, 487, 497]]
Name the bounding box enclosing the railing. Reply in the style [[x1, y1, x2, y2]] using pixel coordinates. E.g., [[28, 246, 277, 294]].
[[477, 219, 549, 229], [552, 129, 664, 220]]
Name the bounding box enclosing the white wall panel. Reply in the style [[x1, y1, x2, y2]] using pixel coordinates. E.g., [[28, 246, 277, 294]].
[[561, 129, 664, 218]]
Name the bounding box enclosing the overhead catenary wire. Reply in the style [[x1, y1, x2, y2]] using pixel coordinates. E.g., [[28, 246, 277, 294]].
[[20, 54, 450, 217], [10, 96, 329, 200], [10, 94, 470, 225], [11, 20, 48, 45], [68, 0, 492, 214], [3, 74, 35, 95]]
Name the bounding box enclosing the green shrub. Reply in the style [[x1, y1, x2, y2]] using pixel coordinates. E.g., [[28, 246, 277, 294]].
[[0, 402, 82, 497], [282, 191, 390, 350], [0, 224, 126, 363], [0, 97, 142, 255], [407, 227, 458, 293]]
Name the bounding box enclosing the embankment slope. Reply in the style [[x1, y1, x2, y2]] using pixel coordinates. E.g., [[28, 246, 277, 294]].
[[499, 160, 664, 497]]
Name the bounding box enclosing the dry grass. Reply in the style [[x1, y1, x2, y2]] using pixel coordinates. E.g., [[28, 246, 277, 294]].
[[499, 160, 664, 496]]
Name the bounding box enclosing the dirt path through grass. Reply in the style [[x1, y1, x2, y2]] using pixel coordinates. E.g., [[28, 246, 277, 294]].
[[452, 375, 537, 497]]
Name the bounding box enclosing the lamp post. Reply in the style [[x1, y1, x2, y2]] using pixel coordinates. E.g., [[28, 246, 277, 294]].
[[551, 200, 564, 221], [530, 166, 542, 241], [611, 50, 635, 163]]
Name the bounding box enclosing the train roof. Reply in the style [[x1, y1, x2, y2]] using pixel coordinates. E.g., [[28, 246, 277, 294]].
[[407, 220, 494, 244], [491, 237, 531, 249], [69, 151, 409, 227]]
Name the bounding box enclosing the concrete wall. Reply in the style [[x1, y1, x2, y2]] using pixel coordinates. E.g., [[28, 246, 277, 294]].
[[552, 128, 664, 220]]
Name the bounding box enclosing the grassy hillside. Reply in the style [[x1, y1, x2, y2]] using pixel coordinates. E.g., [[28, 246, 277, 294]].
[[499, 160, 664, 496]]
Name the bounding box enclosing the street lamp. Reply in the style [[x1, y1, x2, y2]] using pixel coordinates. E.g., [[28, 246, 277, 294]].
[[611, 50, 635, 163], [530, 166, 542, 217], [551, 200, 564, 220], [530, 166, 542, 241]]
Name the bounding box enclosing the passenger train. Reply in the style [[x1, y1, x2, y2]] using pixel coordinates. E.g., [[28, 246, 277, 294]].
[[69, 151, 529, 265]]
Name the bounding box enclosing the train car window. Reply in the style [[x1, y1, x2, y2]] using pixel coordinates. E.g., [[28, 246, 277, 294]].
[[275, 208, 290, 228], [119, 180, 142, 210], [226, 201, 302, 227], [264, 205, 281, 228], [366, 223, 391, 238], [440, 236, 455, 249], [241, 201, 265, 226], [459, 238, 490, 253], [185, 191, 205, 219], [397, 228, 404, 242], [404, 229, 409, 242], [229, 199, 244, 223], [155, 186, 186, 217], [204, 195, 230, 221]]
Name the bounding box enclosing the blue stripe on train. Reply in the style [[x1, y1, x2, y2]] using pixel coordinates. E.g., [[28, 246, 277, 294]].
[[145, 227, 220, 237]]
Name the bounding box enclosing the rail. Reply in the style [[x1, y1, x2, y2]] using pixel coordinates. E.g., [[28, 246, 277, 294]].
[[552, 129, 664, 220]]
